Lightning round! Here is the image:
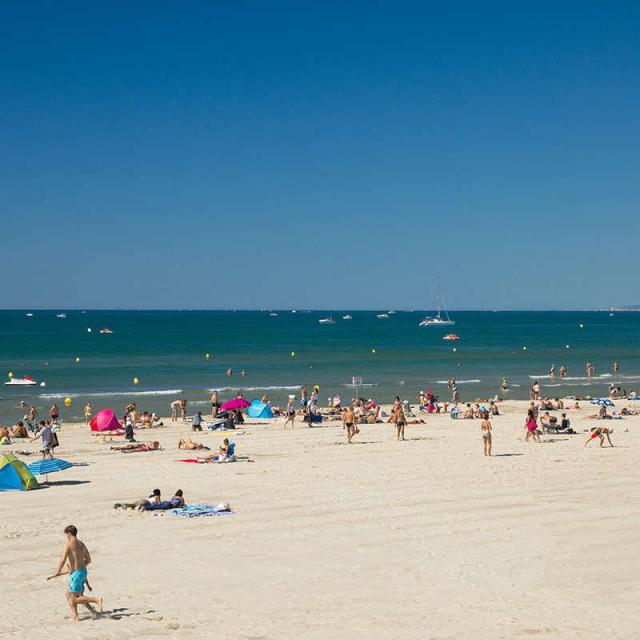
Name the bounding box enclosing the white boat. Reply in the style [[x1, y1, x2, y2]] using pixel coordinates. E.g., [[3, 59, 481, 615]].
[[419, 286, 455, 327], [269, 312, 278, 317], [5, 377, 37, 386], [56, 313, 67, 318], [388, 310, 396, 315], [99, 328, 114, 334], [376, 313, 389, 319], [26, 313, 33, 317], [442, 333, 460, 341], [342, 315, 352, 320], [319, 316, 335, 324]]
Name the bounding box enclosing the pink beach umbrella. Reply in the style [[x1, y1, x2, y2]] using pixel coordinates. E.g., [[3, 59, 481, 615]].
[[219, 398, 251, 411]]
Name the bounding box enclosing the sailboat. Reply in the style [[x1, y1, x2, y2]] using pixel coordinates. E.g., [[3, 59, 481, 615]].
[[419, 286, 455, 327], [319, 315, 335, 324]]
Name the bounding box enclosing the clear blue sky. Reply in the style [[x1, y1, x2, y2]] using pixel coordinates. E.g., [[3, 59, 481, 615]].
[[2, 1, 639, 309]]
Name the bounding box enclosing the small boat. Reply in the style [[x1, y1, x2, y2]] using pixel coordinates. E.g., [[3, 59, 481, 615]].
[[319, 316, 335, 324], [26, 313, 34, 317], [56, 313, 67, 318], [342, 315, 352, 320], [99, 328, 114, 334], [376, 313, 390, 319], [442, 333, 460, 341], [388, 310, 396, 315], [269, 312, 278, 317], [5, 377, 37, 386], [419, 284, 455, 327]]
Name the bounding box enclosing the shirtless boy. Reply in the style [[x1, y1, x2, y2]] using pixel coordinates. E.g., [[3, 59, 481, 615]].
[[342, 406, 359, 444], [48, 525, 102, 621]]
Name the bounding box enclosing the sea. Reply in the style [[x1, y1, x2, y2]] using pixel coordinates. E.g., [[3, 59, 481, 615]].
[[2, 309, 640, 423]]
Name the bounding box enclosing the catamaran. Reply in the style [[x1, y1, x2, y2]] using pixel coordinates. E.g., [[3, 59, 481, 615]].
[[419, 288, 455, 327]]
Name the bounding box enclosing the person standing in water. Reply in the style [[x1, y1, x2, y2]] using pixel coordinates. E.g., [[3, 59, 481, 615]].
[[613, 361, 620, 374], [480, 416, 492, 456], [586, 361, 594, 381], [559, 365, 567, 379], [47, 525, 102, 621], [549, 364, 555, 379], [210, 390, 219, 419]]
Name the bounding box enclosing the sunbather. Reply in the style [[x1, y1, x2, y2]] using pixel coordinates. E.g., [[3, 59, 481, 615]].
[[111, 441, 160, 453], [178, 438, 209, 450], [199, 439, 235, 462], [144, 489, 185, 510], [114, 488, 162, 510]]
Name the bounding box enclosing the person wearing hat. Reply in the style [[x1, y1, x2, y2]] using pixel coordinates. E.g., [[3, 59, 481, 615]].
[[113, 488, 162, 511]]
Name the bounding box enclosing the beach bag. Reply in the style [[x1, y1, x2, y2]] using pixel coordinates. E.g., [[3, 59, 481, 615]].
[[51, 432, 60, 448]]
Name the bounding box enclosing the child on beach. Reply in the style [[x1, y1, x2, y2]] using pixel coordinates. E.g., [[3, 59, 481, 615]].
[[480, 417, 492, 456], [342, 406, 359, 444], [584, 426, 614, 448], [524, 410, 541, 443]]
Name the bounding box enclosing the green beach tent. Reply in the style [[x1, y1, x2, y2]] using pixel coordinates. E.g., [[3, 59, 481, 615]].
[[0, 454, 39, 491]]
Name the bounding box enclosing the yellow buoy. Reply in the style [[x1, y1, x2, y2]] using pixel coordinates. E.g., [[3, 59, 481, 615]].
[[290, 351, 296, 357], [8, 371, 13, 379], [133, 377, 139, 385], [522, 346, 527, 351], [566, 344, 570, 349], [452, 347, 457, 352], [371, 348, 376, 354], [579, 323, 584, 329], [64, 397, 72, 407], [75, 356, 80, 363], [205, 353, 210, 359]]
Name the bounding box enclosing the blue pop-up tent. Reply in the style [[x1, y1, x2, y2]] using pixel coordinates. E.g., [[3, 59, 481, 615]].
[[247, 401, 274, 419]]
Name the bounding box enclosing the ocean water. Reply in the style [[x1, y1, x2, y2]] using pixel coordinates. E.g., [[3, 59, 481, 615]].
[[2, 309, 640, 423]]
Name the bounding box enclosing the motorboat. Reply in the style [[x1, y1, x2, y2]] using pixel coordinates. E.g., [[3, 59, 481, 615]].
[[319, 316, 335, 324], [26, 312, 34, 317], [56, 313, 67, 318], [342, 315, 352, 320], [5, 377, 37, 386], [442, 333, 460, 341], [376, 313, 390, 319], [269, 312, 278, 317], [419, 285, 455, 327], [99, 328, 114, 334]]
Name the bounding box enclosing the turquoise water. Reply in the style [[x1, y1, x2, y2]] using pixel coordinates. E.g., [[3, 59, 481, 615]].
[[2, 309, 640, 422]]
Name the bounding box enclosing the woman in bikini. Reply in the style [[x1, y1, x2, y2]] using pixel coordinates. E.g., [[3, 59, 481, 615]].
[[283, 397, 296, 429], [178, 438, 209, 450], [111, 441, 161, 453], [480, 417, 492, 456]]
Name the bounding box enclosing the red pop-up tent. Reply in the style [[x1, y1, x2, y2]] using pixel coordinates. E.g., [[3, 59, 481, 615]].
[[90, 409, 122, 432]]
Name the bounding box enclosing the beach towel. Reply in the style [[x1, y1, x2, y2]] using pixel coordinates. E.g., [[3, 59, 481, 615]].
[[171, 503, 233, 518]]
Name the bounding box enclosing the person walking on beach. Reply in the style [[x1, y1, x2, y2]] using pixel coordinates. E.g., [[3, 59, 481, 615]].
[[480, 416, 492, 456], [389, 397, 406, 441], [283, 396, 296, 429], [31, 421, 54, 458], [170, 399, 180, 421], [342, 405, 359, 444], [50, 403, 60, 424], [84, 402, 92, 425], [524, 409, 540, 443], [47, 525, 102, 621], [180, 399, 187, 421]]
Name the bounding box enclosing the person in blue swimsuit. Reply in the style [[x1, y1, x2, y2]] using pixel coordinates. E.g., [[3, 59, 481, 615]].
[[48, 525, 103, 621]]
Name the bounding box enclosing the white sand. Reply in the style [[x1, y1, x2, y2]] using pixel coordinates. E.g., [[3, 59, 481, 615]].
[[3, 400, 639, 639]]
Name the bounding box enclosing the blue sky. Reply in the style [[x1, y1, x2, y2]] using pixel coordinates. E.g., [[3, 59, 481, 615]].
[[1, 1, 638, 309]]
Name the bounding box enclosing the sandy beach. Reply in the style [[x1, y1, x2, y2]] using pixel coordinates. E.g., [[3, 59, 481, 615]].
[[3, 399, 639, 640]]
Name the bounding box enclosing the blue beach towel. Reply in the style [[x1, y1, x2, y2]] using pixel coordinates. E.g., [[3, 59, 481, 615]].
[[171, 503, 234, 518]]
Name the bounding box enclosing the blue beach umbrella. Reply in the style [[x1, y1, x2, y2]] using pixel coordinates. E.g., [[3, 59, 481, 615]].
[[27, 457, 73, 481]]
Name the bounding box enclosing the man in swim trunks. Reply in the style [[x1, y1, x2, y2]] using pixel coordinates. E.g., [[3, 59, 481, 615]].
[[48, 525, 102, 621], [342, 406, 359, 444], [389, 397, 406, 441], [584, 426, 614, 448]]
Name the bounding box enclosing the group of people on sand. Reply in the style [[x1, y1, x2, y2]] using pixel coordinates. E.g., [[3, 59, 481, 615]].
[[113, 487, 185, 511]]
